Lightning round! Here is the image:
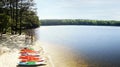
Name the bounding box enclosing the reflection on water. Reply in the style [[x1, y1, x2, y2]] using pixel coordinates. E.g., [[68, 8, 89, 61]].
[[35, 26, 120, 67]]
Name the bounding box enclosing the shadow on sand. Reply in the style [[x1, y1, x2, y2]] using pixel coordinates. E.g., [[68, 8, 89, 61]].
[[16, 64, 46, 67]]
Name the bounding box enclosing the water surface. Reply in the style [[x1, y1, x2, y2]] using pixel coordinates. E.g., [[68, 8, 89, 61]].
[[35, 26, 120, 67]]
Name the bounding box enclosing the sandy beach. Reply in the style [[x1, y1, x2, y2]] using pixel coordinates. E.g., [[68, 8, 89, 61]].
[[0, 34, 65, 67], [0, 34, 85, 67], [0, 34, 47, 67]]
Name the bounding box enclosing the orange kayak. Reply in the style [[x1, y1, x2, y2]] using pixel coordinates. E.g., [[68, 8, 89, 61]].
[[20, 48, 37, 53], [19, 55, 41, 62]]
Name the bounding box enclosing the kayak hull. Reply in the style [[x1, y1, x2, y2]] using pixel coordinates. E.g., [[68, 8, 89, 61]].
[[18, 62, 46, 66]]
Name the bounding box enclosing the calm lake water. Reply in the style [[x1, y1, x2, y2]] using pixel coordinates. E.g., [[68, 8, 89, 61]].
[[35, 26, 120, 67]]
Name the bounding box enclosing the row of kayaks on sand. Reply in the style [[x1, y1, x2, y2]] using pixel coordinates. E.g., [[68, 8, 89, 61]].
[[18, 47, 46, 66]]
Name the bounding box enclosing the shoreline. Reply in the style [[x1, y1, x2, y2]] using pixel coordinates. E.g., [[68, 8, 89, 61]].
[[0, 34, 54, 67], [0, 34, 88, 67], [39, 41, 86, 67], [0, 34, 82, 67]]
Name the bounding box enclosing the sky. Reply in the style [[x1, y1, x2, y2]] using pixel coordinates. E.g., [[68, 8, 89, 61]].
[[35, 0, 120, 20]]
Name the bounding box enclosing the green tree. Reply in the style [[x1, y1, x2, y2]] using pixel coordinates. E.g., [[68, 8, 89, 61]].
[[0, 14, 11, 37], [0, 0, 40, 35]]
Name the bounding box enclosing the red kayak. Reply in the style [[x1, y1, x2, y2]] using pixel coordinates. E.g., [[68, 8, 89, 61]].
[[18, 47, 46, 66]]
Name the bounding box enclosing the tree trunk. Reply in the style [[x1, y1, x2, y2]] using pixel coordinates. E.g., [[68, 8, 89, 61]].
[[15, 0, 18, 34], [19, 0, 22, 35], [10, 0, 13, 34]]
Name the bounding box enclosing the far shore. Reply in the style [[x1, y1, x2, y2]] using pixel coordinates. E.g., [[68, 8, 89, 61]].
[[40, 25, 120, 27]]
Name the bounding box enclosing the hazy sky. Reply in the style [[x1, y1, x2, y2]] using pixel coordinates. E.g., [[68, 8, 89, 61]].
[[35, 0, 120, 20]]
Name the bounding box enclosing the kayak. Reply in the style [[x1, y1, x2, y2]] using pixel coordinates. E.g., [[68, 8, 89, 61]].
[[18, 61, 46, 66], [19, 56, 44, 62], [18, 47, 46, 66]]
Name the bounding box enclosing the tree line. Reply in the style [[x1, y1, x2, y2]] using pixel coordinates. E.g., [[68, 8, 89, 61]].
[[41, 19, 120, 26], [0, 0, 40, 36]]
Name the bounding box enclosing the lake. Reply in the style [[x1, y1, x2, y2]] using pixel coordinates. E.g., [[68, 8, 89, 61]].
[[35, 26, 120, 67]]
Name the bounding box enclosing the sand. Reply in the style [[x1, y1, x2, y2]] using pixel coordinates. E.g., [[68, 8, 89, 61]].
[[0, 35, 52, 67], [0, 34, 84, 67]]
